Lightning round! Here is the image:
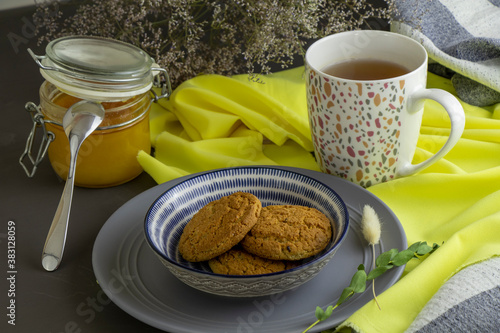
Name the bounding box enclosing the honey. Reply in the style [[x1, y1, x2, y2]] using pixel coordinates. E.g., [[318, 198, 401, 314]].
[[40, 81, 151, 187]]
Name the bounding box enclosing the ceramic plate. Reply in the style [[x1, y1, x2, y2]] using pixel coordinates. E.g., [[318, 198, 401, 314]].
[[92, 166, 407, 332]]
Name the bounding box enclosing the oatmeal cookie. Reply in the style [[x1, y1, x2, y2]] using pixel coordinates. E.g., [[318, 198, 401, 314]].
[[241, 205, 332, 260], [178, 192, 262, 262], [208, 248, 299, 275]]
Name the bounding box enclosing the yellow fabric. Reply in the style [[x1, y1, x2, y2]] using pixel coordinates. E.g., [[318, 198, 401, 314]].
[[137, 69, 500, 333], [138, 66, 319, 184]]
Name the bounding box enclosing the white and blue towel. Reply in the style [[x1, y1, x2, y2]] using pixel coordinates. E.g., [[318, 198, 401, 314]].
[[392, 0, 500, 106]]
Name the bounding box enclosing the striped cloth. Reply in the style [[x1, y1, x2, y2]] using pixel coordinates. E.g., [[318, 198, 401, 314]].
[[392, 0, 500, 106], [405, 258, 500, 333]]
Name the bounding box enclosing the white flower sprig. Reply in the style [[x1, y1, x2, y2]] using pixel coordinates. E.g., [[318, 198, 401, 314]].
[[361, 204, 382, 309], [361, 205, 382, 246]]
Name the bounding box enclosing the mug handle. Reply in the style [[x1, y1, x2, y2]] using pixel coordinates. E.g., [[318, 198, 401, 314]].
[[398, 88, 466, 176]]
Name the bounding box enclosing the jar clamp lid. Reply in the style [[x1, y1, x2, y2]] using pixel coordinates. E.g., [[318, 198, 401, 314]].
[[27, 36, 171, 101]]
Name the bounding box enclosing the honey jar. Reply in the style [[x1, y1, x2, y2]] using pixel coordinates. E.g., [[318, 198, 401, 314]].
[[20, 36, 170, 187]]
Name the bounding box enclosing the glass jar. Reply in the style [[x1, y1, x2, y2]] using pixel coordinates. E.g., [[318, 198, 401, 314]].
[[20, 36, 170, 188]]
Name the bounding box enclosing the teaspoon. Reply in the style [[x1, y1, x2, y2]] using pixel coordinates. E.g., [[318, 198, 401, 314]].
[[42, 100, 105, 271]]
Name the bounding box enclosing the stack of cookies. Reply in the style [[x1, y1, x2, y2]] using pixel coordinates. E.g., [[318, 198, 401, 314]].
[[178, 192, 334, 275]]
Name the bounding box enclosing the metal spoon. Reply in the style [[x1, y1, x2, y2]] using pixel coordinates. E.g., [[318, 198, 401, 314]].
[[42, 100, 105, 272]]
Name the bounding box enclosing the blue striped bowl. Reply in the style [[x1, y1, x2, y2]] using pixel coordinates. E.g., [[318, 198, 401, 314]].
[[144, 167, 349, 297]]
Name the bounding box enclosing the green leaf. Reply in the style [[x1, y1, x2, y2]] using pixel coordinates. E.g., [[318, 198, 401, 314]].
[[416, 242, 433, 255], [337, 287, 355, 306], [324, 305, 334, 319], [350, 266, 367, 293], [337, 265, 368, 305], [392, 249, 415, 266], [430, 242, 441, 254], [367, 265, 392, 280], [376, 248, 398, 267], [407, 241, 422, 253], [315, 306, 324, 320], [315, 305, 333, 321]]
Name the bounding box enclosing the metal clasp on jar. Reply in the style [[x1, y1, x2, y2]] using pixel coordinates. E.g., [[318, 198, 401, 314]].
[[151, 67, 172, 102], [19, 102, 56, 177]]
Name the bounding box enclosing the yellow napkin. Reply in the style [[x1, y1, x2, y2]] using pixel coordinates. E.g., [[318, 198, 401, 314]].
[[138, 67, 320, 182], [137, 69, 500, 332]]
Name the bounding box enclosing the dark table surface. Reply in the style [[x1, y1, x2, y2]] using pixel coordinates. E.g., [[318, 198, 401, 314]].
[[0, 4, 397, 332], [1, 6, 164, 333]]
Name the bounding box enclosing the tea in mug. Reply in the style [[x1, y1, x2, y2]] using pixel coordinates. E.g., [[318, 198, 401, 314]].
[[322, 58, 410, 80]]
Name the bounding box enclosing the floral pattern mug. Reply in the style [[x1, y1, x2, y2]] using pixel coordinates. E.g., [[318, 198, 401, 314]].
[[306, 30, 465, 187]]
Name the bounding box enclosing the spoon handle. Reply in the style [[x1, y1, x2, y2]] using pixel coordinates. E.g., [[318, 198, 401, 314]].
[[42, 136, 79, 271]]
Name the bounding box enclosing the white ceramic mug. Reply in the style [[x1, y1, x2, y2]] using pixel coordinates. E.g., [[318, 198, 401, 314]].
[[305, 30, 465, 187]]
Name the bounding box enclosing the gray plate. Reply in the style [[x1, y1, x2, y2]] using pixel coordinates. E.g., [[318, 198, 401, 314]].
[[92, 167, 407, 333]]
